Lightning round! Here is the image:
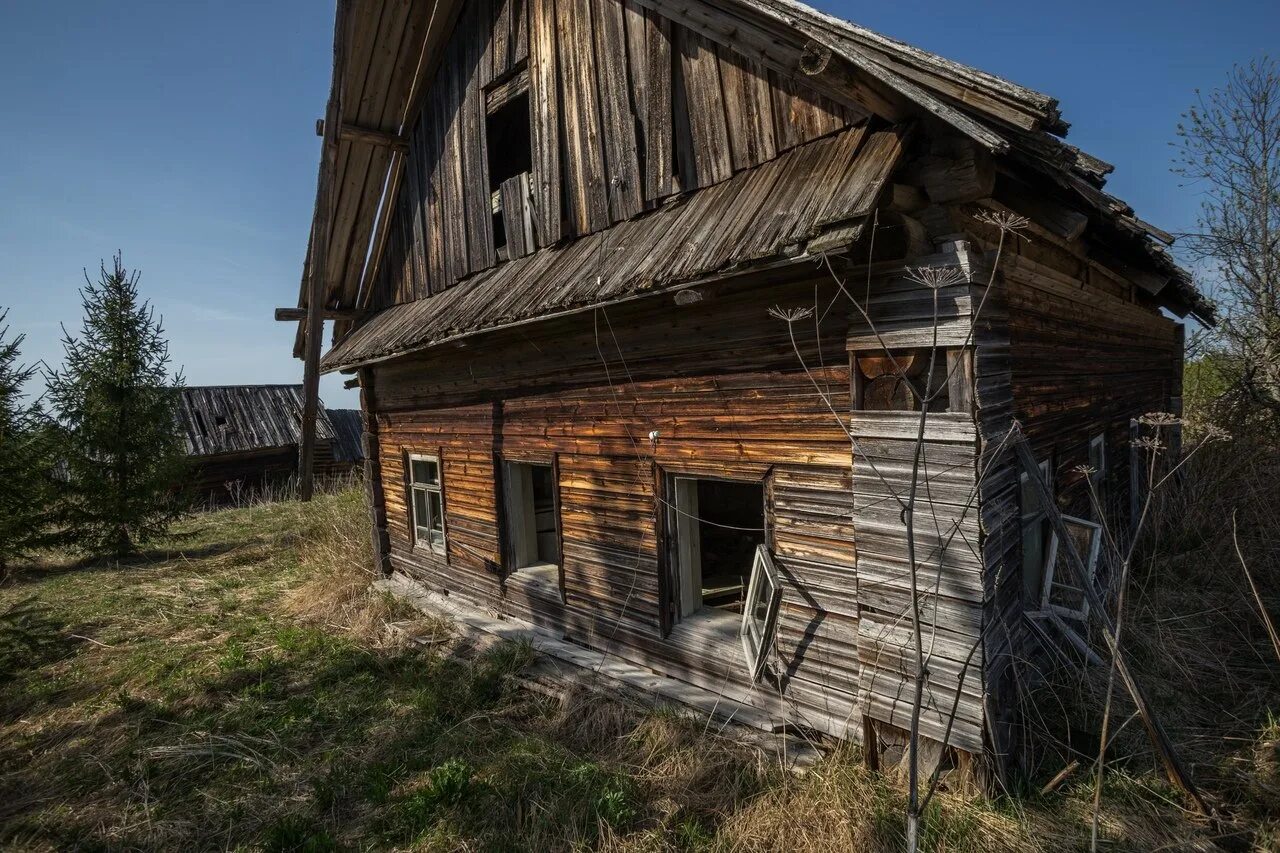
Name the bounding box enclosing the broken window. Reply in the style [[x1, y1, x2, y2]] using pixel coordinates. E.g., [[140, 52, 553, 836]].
[[740, 545, 782, 682], [485, 76, 533, 257], [503, 460, 560, 569], [1040, 515, 1101, 621], [667, 477, 766, 619], [409, 454, 446, 553], [1020, 458, 1053, 605], [851, 347, 973, 413]]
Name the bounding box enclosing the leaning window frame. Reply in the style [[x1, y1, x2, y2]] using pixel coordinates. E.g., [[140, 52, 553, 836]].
[[740, 545, 783, 683], [407, 452, 446, 555]]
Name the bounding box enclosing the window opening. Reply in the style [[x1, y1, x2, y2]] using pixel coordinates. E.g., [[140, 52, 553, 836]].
[[485, 89, 532, 254], [668, 477, 766, 619], [851, 348, 971, 412], [409, 454, 446, 552], [503, 461, 560, 569]]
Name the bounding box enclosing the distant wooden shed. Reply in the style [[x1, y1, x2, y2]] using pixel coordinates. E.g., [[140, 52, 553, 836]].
[[285, 0, 1212, 780], [178, 386, 363, 502]]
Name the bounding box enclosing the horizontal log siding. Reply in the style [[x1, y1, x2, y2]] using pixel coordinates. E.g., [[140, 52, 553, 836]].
[[370, 274, 865, 736], [1003, 253, 1181, 518]]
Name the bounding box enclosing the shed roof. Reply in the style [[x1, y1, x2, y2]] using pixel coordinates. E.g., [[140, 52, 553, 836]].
[[322, 121, 903, 370], [325, 408, 366, 463], [178, 385, 338, 458]]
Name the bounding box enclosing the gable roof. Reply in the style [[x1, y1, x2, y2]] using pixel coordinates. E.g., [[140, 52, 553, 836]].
[[294, 0, 1210, 367], [178, 385, 339, 458], [325, 408, 366, 463]]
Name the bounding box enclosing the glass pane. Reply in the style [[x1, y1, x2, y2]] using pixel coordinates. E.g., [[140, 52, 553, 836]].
[[411, 458, 439, 486], [427, 490, 444, 534], [412, 488, 430, 530]]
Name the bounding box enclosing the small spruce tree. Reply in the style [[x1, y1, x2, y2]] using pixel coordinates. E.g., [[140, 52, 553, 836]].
[[0, 311, 57, 579], [45, 256, 189, 560]]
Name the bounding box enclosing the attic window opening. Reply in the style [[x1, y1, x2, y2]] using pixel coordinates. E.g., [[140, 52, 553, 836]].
[[666, 477, 766, 622], [486, 88, 532, 253], [851, 347, 973, 413]]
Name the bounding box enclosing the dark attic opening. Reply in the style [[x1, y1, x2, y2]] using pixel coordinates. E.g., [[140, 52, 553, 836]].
[[485, 88, 532, 254], [669, 477, 766, 619]]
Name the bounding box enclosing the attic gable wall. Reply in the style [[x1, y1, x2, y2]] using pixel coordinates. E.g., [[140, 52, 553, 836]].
[[370, 0, 865, 309]]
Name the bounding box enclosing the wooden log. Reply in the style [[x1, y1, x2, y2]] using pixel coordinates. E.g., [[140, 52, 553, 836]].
[[276, 307, 361, 322]]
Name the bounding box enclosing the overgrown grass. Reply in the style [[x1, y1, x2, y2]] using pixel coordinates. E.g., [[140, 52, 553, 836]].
[[0, 483, 1275, 850]]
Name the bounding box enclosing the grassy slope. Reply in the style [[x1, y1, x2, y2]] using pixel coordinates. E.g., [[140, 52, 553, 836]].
[[0, 488, 1271, 851]]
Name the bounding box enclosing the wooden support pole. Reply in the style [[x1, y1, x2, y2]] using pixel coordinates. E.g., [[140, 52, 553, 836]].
[[1011, 424, 1209, 814], [358, 368, 392, 575], [300, 0, 350, 503]]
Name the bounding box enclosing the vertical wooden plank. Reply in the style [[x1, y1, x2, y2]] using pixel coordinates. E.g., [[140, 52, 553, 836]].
[[592, 0, 643, 222], [490, 0, 512, 82], [406, 130, 429, 299], [551, 452, 567, 602], [528, 0, 561, 245], [556, 0, 609, 235], [771, 69, 849, 152], [440, 35, 470, 285], [423, 90, 447, 294], [653, 462, 670, 638], [462, 1, 496, 273], [676, 27, 732, 189], [359, 369, 391, 575], [716, 45, 776, 172], [642, 9, 673, 202], [500, 173, 535, 259], [512, 0, 529, 66]]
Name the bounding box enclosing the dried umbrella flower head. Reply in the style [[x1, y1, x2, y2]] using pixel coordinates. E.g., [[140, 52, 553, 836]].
[[767, 305, 815, 324], [903, 265, 967, 290], [1132, 436, 1165, 452], [973, 209, 1032, 235], [1073, 464, 1097, 477], [1139, 411, 1183, 427], [1198, 424, 1232, 443]]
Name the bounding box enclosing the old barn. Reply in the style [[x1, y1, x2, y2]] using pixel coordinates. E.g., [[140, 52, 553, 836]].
[[179, 385, 363, 502], [284, 0, 1211, 778]]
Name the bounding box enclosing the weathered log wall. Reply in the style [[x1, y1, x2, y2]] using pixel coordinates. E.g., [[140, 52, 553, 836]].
[[369, 271, 866, 735]]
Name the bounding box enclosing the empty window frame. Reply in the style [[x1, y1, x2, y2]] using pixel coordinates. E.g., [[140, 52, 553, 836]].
[[666, 477, 766, 620], [1040, 515, 1102, 621], [485, 70, 533, 257], [1020, 458, 1053, 605], [851, 347, 973, 413], [740, 544, 783, 682], [408, 454, 446, 553], [502, 460, 560, 570]]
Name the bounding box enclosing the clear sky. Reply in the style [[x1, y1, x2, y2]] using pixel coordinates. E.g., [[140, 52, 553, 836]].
[[2, 1, 1276, 410]]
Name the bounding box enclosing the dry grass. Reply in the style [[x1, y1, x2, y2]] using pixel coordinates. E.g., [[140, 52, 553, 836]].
[[2, 460, 1278, 850]]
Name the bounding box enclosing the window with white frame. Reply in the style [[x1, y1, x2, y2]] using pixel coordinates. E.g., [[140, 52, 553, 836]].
[[1020, 458, 1053, 605], [408, 454, 445, 552]]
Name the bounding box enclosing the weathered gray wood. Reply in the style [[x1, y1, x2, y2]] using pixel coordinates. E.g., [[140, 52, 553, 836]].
[[593, 0, 644, 222], [528, 0, 562, 244]]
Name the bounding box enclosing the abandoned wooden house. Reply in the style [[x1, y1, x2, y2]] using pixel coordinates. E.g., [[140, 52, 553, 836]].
[[178, 386, 363, 501], [284, 0, 1212, 778]]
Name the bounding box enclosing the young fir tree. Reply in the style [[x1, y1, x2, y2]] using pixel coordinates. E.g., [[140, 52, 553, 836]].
[[45, 256, 189, 560], [0, 311, 57, 579]]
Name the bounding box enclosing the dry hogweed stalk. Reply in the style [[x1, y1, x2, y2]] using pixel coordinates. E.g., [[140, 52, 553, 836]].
[[1132, 436, 1166, 453], [973, 208, 1032, 236], [903, 265, 968, 290], [1139, 412, 1183, 427], [767, 305, 814, 324]]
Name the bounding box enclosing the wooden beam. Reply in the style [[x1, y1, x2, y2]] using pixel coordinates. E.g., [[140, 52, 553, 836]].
[[275, 306, 361, 322], [300, 0, 351, 503], [316, 118, 410, 152]]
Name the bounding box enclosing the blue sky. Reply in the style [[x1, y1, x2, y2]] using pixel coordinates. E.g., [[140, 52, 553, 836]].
[[1, 1, 1276, 410]]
